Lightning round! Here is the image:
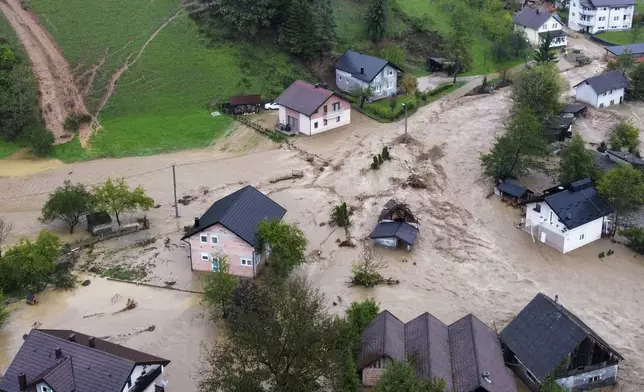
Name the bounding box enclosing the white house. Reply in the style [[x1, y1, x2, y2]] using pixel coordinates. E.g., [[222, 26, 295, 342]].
[[568, 0, 635, 34], [573, 71, 628, 108], [334, 50, 402, 101], [522, 178, 613, 253], [513, 8, 567, 47]]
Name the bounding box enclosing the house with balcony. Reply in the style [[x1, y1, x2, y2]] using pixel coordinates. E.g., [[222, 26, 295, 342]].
[[274, 80, 350, 136], [568, 0, 634, 34], [0, 329, 170, 392], [573, 70, 628, 108], [521, 178, 613, 254], [513, 8, 567, 47], [334, 50, 402, 101], [501, 293, 623, 392]]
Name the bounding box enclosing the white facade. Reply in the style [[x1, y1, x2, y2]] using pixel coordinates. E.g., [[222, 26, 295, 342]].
[[524, 201, 605, 253], [568, 1, 634, 34], [335, 65, 398, 101], [574, 83, 624, 108], [514, 15, 567, 47], [123, 364, 166, 392]]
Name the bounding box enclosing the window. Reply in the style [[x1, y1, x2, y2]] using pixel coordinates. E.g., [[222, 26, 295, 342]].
[[210, 234, 218, 244], [572, 12, 575, 16], [600, 103, 605, 108], [201, 252, 209, 261], [534, 204, 541, 213], [580, 233, 585, 240], [200, 234, 207, 243], [549, 211, 553, 222], [41, 386, 50, 392], [552, 23, 557, 28], [333, 102, 340, 111], [624, 15, 629, 19], [599, 16, 605, 21], [614, 16, 619, 20], [589, 375, 600, 383], [314, 122, 318, 129], [323, 105, 328, 113], [604, 7, 607, 10], [241, 258, 252, 266], [323, 119, 328, 126], [573, 1, 575, 5], [388, 69, 393, 75], [610, 99, 615, 105], [375, 85, 381, 93], [336, 116, 340, 122]]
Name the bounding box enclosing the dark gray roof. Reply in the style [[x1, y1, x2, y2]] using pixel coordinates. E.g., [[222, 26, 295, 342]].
[[358, 311, 517, 392], [334, 50, 399, 83], [404, 313, 453, 391], [543, 178, 613, 229], [561, 103, 588, 115], [496, 181, 531, 198], [574, 71, 629, 94], [357, 310, 405, 369], [589, 0, 635, 7], [369, 221, 419, 245], [181, 185, 286, 246], [539, 30, 566, 38], [589, 150, 618, 172], [606, 43, 644, 56], [0, 329, 169, 392], [274, 80, 335, 117], [513, 8, 552, 29], [607, 150, 644, 166], [500, 293, 623, 382]]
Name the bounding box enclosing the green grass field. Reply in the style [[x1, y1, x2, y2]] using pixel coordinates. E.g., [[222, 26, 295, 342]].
[[31, 0, 310, 158], [596, 30, 637, 45], [637, 0, 644, 14]]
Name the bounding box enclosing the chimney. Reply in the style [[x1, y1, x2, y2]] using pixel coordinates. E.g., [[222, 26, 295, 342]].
[[18, 373, 27, 392], [55, 347, 62, 359], [68, 333, 76, 342], [481, 371, 492, 383], [194, 217, 199, 227], [360, 66, 365, 75], [555, 294, 559, 303], [314, 83, 319, 88], [536, 9, 540, 14], [89, 337, 96, 348], [323, 83, 328, 89]]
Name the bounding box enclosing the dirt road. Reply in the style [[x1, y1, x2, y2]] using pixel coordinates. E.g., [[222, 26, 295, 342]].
[[0, 0, 90, 142]]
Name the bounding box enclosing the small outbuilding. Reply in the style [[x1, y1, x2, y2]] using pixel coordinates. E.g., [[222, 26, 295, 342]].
[[573, 71, 628, 109], [495, 180, 534, 204], [86, 211, 113, 235], [222, 95, 262, 115], [370, 200, 419, 251], [427, 57, 455, 73], [607, 150, 644, 168], [560, 103, 588, 118], [543, 115, 573, 142]]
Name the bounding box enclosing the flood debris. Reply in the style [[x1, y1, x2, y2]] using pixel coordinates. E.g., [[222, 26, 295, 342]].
[[81, 279, 91, 286], [403, 174, 428, 189], [113, 298, 137, 314], [177, 195, 198, 205], [82, 312, 104, 319], [269, 170, 304, 183]]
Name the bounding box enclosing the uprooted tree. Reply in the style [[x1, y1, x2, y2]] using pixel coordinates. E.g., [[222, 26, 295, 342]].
[[350, 244, 389, 287]]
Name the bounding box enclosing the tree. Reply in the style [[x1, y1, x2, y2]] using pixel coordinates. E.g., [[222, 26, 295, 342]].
[[279, 0, 317, 58], [512, 64, 563, 119], [350, 245, 387, 287], [203, 254, 239, 317], [0, 290, 8, 328], [534, 35, 557, 64], [314, 0, 337, 53], [620, 226, 644, 254], [332, 202, 351, 227], [627, 62, 644, 101], [92, 177, 154, 225], [607, 50, 634, 73], [597, 164, 644, 232], [0, 44, 17, 70], [345, 298, 380, 343], [198, 277, 344, 392], [367, 0, 387, 42], [40, 181, 94, 233], [558, 134, 598, 183], [0, 218, 12, 258], [352, 86, 374, 108], [0, 230, 59, 295], [399, 74, 418, 95], [631, 25, 644, 44], [508, 30, 530, 59], [380, 44, 406, 66], [256, 219, 307, 278], [205, 0, 278, 36], [609, 120, 640, 152], [376, 360, 447, 392], [446, 11, 473, 74]]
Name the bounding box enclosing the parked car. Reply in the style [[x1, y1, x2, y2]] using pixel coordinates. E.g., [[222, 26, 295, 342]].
[[264, 102, 279, 110]]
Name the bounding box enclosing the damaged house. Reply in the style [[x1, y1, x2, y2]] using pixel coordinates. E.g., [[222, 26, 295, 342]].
[[501, 293, 623, 391], [369, 200, 419, 251]]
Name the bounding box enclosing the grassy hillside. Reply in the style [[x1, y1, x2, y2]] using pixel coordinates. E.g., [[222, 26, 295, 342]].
[[31, 0, 310, 158]]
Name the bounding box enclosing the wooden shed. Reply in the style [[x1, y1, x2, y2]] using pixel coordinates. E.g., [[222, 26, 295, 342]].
[[495, 180, 534, 205], [370, 200, 420, 251], [222, 95, 262, 115]]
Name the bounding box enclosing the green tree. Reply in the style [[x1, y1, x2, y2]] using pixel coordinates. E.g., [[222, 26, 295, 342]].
[[332, 202, 351, 227], [345, 298, 380, 343], [620, 226, 644, 254], [446, 11, 473, 73], [399, 74, 418, 95], [205, 0, 278, 36], [0, 218, 13, 258], [628, 62, 644, 101], [0, 44, 17, 70], [279, 0, 317, 58], [597, 164, 644, 232], [23, 126, 54, 157], [512, 64, 563, 119], [92, 177, 154, 225], [0, 230, 60, 295], [610, 120, 640, 152], [558, 134, 598, 183], [534, 35, 557, 64], [203, 254, 239, 318], [40, 181, 94, 233], [0, 290, 8, 328], [314, 0, 337, 53], [256, 219, 307, 278], [198, 277, 344, 392], [367, 0, 387, 42], [379, 44, 406, 66], [352, 86, 374, 108], [631, 25, 644, 43], [508, 30, 530, 59], [376, 360, 447, 392], [607, 50, 634, 72]]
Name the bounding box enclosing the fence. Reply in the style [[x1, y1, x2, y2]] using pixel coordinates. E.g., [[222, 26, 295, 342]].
[[68, 223, 146, 250], [589, 34, 614, 47]]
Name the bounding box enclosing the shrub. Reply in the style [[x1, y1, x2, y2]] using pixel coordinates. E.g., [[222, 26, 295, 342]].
[[332, 202, 351, 227], [22, 126, 54, 156], [620, 226, 644, 254], [429, 83, 454, 97], [371, 155, 380, 169], [63, 113, 92, 132], [379, 44, 406, 66], [390, 98, 397, 110], [350, 246, 387, 288], [597, 141, 607, 153], [378, 154, 384, 164], [382, 146, 390, 160]]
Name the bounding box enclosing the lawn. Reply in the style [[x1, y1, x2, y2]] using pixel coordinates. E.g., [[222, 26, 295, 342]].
[[596, 30, 637, 45], [638, 0, 644, 14], [30, 0, 310, 158]]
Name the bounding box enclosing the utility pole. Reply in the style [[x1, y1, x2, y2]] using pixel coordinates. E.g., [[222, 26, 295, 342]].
[[402, 103, 408, 137], [172, 164, 179, 218]]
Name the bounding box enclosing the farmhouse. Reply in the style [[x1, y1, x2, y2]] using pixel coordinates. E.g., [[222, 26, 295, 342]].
[[573, 71, 628, 108], [513, 8, 567, 47], [369, 200, 419, 251], [521, 178, 613, 254], [0, 329, 170, 392], [605, 42, 644, 62], [181, 185, 286, 277], [501, 293, 623, 392], [568, 0, 634, 34], [334, 50, 401, 101], [274, 80, 350, 136], [357, 310, 517, 391]]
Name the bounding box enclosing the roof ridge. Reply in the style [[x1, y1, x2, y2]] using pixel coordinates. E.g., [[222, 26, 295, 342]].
[[467, 314, 481, 387], [32, 330, 137, 365], [219, 185, 253, 224]]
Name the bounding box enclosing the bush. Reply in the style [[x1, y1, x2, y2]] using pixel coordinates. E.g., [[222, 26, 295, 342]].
[[379, 44, 406, 67], [63, 113, 92, 132], [620, 226, 644, 254], [332, 202, 351, 227], [371, 155, 380, 169], [382, 146, 390, 160], [0, 291, 8, 328], [597, 141, 607, 153], [429, 83, 454, 97], [22, 126, 54, 156], [378, 154, 384, 164]]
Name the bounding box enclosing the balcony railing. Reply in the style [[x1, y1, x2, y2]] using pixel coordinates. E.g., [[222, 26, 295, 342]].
[[578, 18, 594, 26], [323, 109, 345, 119], [579, 8, 597, 15]]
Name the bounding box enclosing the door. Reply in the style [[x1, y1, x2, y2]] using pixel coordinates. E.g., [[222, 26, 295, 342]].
[[540, 231, 547, 243], [212, 260, 219, 272], [620, 95, 623, 103], [287, 115, 299, 132]]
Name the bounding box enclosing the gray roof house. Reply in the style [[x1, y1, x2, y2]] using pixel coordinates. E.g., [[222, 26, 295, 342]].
[[357, 310, 517, 392], [574, 71, 628, 109], [501, 293, 623, 392], [0, 329, 170, 392], [513, 9, 566, 47], [334, 50, 402, 101], [369, 200, 420, 251], [181, 185, 286, 277]]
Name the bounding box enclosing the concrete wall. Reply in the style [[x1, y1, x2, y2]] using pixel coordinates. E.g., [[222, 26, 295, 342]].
[[188, 223, 259, 278], [374, 237, 398, 249], [308, 95, 351, 135], [596, 88, 625, 108], [299, 112, 311, 135], [575, 83, 599, 107], [562, 217, 604, 253], [556, 364, 618, 391], [362, 368, 385, 387], [336, 69, 368, 94]]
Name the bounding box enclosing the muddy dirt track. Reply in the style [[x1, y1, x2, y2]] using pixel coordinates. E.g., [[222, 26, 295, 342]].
[[0, 0, 90, 142]]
